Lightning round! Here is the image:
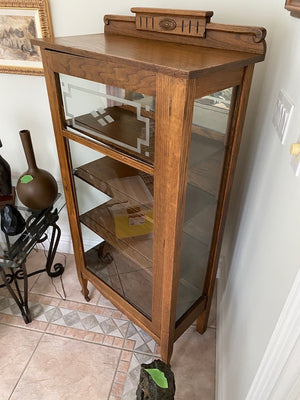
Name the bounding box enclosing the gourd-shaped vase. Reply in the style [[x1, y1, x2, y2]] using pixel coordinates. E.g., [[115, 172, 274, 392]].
[[16, 130, 58, 210]]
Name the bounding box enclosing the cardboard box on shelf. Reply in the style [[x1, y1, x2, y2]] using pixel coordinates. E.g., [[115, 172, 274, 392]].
[[108, 175, 153, 239]]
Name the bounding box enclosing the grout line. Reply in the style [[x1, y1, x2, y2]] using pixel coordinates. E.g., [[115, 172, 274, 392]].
[[0, 297, 159, 357], [0, 321, 46, 334], [108, 312, 131, 400], [38, 328, 159, 358], [8, 327, 47, 400], [107, 345, 124, 399]]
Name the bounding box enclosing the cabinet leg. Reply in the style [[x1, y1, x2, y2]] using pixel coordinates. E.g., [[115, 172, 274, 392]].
[[196, 309, 209, 335], [160, 338, 174, 366], [79, 273, 90, 302]]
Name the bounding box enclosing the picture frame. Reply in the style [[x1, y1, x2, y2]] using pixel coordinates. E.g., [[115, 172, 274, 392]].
[[0, 0, 52, 75], [285, 0, 300, 18]]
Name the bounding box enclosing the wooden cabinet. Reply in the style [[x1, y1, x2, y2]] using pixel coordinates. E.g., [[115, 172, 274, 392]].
[[33, 8, 266, 363]]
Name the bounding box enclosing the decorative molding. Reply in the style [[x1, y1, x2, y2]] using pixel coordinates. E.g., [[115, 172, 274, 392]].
[[207, 23, 266, 44], [245, 269, 300, 400], [132, 8, 213, 38], [104, 10, 266, 55], [285, 0, 300, 18]]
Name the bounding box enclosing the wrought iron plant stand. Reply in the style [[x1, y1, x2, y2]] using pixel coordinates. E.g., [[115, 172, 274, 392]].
[[0, 198, 65, 323]]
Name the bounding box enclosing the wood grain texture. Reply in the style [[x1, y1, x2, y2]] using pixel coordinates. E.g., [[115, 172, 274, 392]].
[[194, 67, 243, 99], [174, 296, 206, 340], [153, 74, 196, 363], [74, 157, 150, 195], [63, 129, 154, 175], [132, 8, 213, 38], [80, 205, 153, 270], [104, 13, 266, 55], [40, 49, 90, 300], [46, 51, 156, 96], [72, 107, 154, 164], [32, 33, 264, 79], [131, 8, 214, 17], [285, 0, 300, 18], [34, 8, 266, 364]]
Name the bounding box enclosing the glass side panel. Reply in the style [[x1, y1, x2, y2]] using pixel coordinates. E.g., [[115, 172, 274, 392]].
[[176, 88, 233, 321], [59, 74, 155, 164], [69, 141, 153, 320]]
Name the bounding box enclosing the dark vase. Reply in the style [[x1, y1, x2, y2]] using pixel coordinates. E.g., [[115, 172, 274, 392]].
[[16, 130, 58, 210], [1, 204, 26, 236], [0, 140, 12, 196]]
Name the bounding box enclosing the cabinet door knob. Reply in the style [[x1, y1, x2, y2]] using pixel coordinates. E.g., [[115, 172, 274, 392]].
[[290, 143, 300, 156]]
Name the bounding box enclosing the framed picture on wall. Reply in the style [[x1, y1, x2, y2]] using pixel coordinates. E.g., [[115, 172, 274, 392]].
[[0, 0, 52, 75], [285, 0, 300, 18]]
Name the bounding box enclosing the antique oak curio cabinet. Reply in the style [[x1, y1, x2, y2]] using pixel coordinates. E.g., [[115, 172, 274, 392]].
[[33, 8, 266, 363]]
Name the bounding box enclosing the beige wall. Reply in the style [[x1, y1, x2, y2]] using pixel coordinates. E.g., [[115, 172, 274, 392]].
[[218, 5, 300, 399], [1, 1, 299, 399]]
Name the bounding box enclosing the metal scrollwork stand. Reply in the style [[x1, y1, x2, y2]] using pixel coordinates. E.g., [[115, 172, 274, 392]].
[[0, 206, 64, 324]]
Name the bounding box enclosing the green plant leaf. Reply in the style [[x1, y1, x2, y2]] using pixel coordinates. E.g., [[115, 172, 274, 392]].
[[20, 175, 33, 184], [145, 368, 168, 389]]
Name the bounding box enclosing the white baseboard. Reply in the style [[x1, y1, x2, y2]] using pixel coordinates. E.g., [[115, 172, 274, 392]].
[[57, 233, 74, 254]]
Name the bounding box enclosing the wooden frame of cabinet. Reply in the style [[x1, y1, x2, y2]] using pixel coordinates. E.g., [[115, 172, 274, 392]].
[[32, 8, 266, 363], [285, 0, 300, 18]]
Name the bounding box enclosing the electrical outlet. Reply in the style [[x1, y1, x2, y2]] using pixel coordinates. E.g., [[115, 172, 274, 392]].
[[272, 90, 294, 143]]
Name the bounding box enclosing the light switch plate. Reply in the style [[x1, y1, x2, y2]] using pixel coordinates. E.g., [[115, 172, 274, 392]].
[[272, 90, 294, 143]]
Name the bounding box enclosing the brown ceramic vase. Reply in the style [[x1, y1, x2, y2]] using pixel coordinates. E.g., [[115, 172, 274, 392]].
[[16, 130, 58, 210]]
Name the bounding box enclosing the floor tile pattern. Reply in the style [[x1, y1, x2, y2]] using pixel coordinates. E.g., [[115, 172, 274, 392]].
[[0, 250, 216, 399]]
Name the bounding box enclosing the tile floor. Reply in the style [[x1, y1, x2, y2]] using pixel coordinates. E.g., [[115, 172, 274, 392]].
[[0, 249, 216, 400]]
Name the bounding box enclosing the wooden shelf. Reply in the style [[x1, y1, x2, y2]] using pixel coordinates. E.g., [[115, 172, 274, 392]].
[[191, 124, 226, 143], [76, 153, 217, 247], [74, 156, 153, 201], [188, 134, 225, 196], [75, 134, 223, 202], [69, 106, 155, 164], [80, 191, 213, 278], [184, 203, 216, 246], [80, 203, 153, 270]]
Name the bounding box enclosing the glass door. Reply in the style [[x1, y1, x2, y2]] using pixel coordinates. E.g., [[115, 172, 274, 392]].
[[59, 74, 155, 164], [59, 74, 155, 320]]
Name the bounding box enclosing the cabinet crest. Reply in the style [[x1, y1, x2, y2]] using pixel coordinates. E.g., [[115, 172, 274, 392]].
[[132, 8, 213, 38]]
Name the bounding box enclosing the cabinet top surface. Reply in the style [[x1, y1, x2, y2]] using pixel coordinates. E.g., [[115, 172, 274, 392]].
[[33, 33, 264, 78]]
